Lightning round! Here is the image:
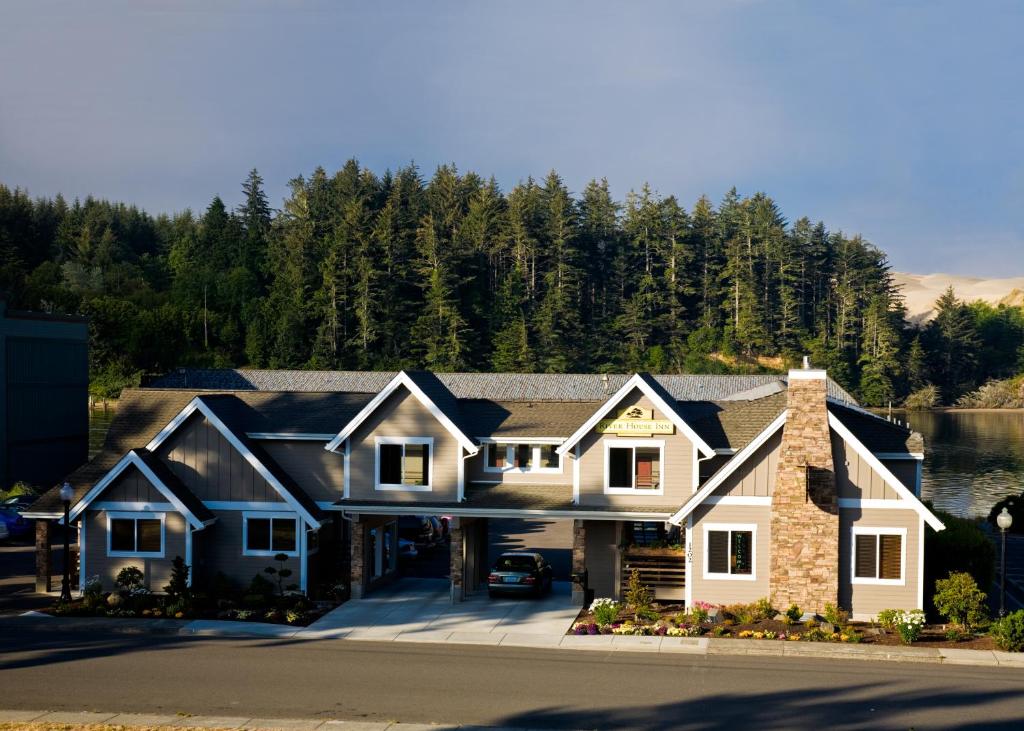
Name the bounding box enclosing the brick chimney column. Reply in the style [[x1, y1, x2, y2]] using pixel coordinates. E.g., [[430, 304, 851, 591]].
[[770, 367, 839, 613]]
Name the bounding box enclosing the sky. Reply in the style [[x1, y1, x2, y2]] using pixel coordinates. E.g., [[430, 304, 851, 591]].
[[1, 1, 1022, 277]]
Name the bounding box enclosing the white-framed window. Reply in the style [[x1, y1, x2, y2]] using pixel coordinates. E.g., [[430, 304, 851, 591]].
[[243, 512, 299, 557], [375, 437, 433, 491], [107, 511, 166, 558], [603, 439, 665, 494], [483, 442, 562, 474], [851, 527, 906, 585], [703, 523, 756, 581]]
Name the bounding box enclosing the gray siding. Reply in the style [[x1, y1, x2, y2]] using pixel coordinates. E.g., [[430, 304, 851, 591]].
[[834, 432, 901, 500], [159, 414, 279, 502], [839, 507, 921, 618], [689, 503, 772, 606], [576, 389, 695, 508], [261, 440, 342, 502], [712, 431, 781, 498], [84, 509, 187, 592], [99, 465, 164, 503], [348, 386, 461, 503], [192, 510, 301, 590]]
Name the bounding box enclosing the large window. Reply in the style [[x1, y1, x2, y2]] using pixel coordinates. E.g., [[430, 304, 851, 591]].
[[376, 437, 432, 490], [107, 512, 165, 557], [852, 528, 905, 584], [704, 524, 755, 580], [604, 440, 664, 493], [484, 443, 562, 473], [243, 512, 299, 557]]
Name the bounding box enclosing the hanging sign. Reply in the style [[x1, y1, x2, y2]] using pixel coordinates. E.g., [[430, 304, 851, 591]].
[[596, 406, 674, 436]]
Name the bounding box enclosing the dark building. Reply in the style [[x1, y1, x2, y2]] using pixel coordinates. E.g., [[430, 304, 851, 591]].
[[0, 300, 89, 492]]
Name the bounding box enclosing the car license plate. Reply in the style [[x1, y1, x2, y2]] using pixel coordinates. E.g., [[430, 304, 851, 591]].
[[502, 575, 518, 583]]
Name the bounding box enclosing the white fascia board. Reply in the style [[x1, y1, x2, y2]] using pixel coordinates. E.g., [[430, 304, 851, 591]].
[[146, 397, 321, 529], [827, 412, 945, 532], [325, 503, 674, 521], [246, 433, 336, 441], [67, 451, 207, 530], [476, 437, 567, 445], [667, 411, 787, 526], [324, 371, 478, 455], [875, 452, 924, 460], [555, 373, 715, 458]]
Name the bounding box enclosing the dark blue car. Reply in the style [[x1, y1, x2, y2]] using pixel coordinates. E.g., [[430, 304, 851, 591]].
[[0, 508, 32, 541]]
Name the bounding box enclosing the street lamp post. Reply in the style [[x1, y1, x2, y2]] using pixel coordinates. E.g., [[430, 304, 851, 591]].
[[59, 481, 74, 603], [996, 507, 1013, 618]]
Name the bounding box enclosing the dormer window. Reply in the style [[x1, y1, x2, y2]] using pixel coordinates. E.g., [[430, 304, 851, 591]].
[[484, 442, 562, 473], [375, 437, 432, 491]]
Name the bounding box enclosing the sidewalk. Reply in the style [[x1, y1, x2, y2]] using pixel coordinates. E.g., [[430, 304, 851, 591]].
[[13, 612, 1024, 668], [0, 709, 548, 731]]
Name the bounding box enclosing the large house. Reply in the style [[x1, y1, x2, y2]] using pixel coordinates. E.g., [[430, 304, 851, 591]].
[[25, 365, 943, 619]]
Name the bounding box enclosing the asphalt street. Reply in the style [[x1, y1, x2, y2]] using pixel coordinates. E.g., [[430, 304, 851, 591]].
[[0, 620, 1021, 730]]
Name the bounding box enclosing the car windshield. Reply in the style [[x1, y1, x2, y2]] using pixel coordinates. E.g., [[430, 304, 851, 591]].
[[495, 556, 536, 572]]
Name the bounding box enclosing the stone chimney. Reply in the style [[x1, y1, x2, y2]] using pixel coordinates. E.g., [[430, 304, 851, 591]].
[[770, 362, 839, 613]]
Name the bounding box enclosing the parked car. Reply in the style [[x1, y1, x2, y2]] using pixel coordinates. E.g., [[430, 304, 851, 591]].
[[488, 552, 554, 598], [398, 538, 419, 561], [0, 508, 32, 541], [0, 520, 8, 543], [397, 515, 436, 548]]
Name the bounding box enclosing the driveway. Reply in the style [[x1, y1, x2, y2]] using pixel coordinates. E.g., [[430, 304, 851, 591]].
[[301, 577, 579, 642]]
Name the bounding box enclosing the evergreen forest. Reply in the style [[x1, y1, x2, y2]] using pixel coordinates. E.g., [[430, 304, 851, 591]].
[[2, 163, 1021, 406]]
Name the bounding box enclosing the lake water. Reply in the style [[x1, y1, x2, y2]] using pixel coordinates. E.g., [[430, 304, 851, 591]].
[[893, 410, 1024, 519], [88, 407, 1024, 520]]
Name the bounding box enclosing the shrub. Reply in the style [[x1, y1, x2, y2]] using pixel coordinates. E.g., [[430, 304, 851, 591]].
[[924, 507, 996, 616], [752, 597, 775, 622], [625, 569, 654, 623], [785, 604, 802, 623], [164, 556, 191, 602], [933, 571, 987, 631], [904, 385, 940, 410], [264, 553, 294, 596], [712, 625, 729, 637], [876, 608, 900, 632], [590, 598, 621, 626], [990, 610, 1024, 652], [248, 573, 275, 598], [722, 603, 756, 625], [82, 575, 103, 601], [115, 566, 145, 593], [895, 609, 926, 644], [822, 602, 849, 628]]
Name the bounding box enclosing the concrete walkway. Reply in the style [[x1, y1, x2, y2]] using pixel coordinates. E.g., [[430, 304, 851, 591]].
[[0, 709, 557, 730]]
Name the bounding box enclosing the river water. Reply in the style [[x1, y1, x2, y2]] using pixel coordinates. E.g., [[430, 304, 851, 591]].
[[893, 410, 1024, 519], [88, 407, 1023, 520]]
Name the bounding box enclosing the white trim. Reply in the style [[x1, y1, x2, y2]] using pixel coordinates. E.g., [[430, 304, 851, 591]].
[[702, 522, 757, 581], [704, 496, 772, 506], [246, 433, 336, 441], [204, 501, 290, 511], [79, 517, 86, 595], [572, 444, 581, 505], [603, 439, 666, 495], [144, 397, 321, 528], [242, 511, 300, 557], [851, 526, 907, 586], [788, 369, 827, 380], [20, 511, 64, 519], [556, 373, 716, 458], [838, 498, 917, 510], [69, 451, 207, 530], [106, 511, 166, 558], [692, 444, 699, 493], [917, 516, 925, 609], [185, 528, 193, 587], [299, 520, 308, 593], [374, 436, 433, 491], [458, 447, 466, 502], [343, 438, 351, 500], [323, 371, 478, 454], [92, 501, 176, 512], [828, 412, 944, 532], [668, 411, 787, 525], [684, 514, 693, 607], [876, 452, 924, 460], [476, 436, 566, 445], [330, 504, 674, 520], [482, 442, 563, 475]]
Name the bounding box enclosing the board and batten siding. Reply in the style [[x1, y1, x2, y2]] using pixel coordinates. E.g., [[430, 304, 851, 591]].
[[576, 389, 694, 508], [347, 386, 461, 503], [85, 509, 187, 592], [839, 506, 921, 618], [261, 440, 342, 502], [158, 413, 278, 502], [711, 430, 781, 498], [833, 432, 901, 500], [689, 503, 771, 605], [191, 510, 301, 589], [99, 465, 164, 503]]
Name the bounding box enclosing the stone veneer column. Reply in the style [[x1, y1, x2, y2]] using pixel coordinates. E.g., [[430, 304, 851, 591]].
[[349, 517, 365, 600], [571, 520, 586, 606], [770, 367, 839, 613], [35, 519, 52, 593], [449, 518, 464, 603]]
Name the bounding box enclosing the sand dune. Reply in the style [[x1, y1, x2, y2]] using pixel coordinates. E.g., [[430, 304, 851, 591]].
[[894, 272, 1024, 324]]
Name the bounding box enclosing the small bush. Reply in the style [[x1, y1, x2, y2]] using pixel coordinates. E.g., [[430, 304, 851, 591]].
[[264, 553, 294, 596], [722, 602, 756, 625], [625, 569, 654, 623], [823, 602, 849, 628], [115, 566, 145, 593], [895, 609, 926, 644], [785, 604, 802, 623], [712, 625, 730, 637], [590, 598, 622, 626], [247, 573, 275, 598], [752, 597, 775, 622], [876, 608, 900, 632], [904, 385, 940, 410], [924, 507, 996, 615], [933, 571, 987, 631], [164, 556, 191, 602], [990, 610, 1024, 652]]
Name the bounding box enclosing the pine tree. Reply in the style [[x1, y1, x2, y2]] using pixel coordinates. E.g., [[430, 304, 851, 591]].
[[410, 214, 468, 370], [924, 287, 981, 402]]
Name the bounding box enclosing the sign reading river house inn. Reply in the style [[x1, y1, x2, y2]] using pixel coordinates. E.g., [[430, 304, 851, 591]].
[[25, 366, 943, 619]]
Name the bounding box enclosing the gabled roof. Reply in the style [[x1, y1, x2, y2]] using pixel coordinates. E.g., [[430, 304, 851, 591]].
[[556, 373, 716, 458], [827, 401, 923, 454], [67, 449, 215, 529], [324, 371, 478, 454]]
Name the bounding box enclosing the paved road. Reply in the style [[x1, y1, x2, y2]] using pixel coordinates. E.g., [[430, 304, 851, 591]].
[[0, 621, 1020, 730]]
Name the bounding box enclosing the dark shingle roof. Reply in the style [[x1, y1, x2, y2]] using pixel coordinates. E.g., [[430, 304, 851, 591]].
[[828, 402, 923, 453], [460, 400, 601, 438], [680, 393, 788, 451]]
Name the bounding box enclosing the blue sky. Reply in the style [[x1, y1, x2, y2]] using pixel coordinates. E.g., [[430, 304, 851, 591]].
[[1, 1, 1021, 276]]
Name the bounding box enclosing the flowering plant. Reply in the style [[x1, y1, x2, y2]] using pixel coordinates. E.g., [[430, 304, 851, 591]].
[[589, 598, 622, 626], [894, 609, 926, 644], [572, 622, 600, 635]]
